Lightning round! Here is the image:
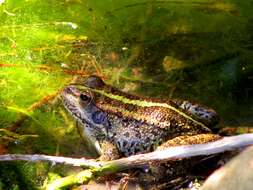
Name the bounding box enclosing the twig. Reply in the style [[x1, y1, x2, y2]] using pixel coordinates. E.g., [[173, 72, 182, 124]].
[[1, 134, 253, 168], [106, 1, 214, 14], [0, 154, 101, 168], [0, 63, 89, 76], [8, 90, 62, 131], [107, 133, 253, 169], [0, 129, 38, 141], [1, 134, 253, 189]]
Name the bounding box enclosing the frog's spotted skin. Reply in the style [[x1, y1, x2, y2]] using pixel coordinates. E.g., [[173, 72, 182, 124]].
[[61, 76, 220, 159]]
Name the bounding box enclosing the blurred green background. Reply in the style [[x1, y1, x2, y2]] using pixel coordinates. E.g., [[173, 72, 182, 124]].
[[0, 0, 252, 189]]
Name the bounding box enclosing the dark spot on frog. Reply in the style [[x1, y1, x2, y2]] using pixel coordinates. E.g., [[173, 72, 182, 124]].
[[130, 141, 136, 148], [125, 104, 137, 112], [135, 133, 141, 138], [145, 137, 151, 143], [122, 118, 129, 123], [105, 120, 112, 129], [116, 141, 121, 148], [123, 141, 128, 147], [124, 132, 130, 137], [92, 111, 106, 124]]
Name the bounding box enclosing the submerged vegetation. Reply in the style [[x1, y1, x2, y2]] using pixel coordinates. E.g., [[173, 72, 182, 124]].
[[0, 0, 253, 189]]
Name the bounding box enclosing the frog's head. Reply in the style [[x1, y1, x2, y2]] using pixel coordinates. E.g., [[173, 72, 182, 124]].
[[61, 76, 109, 140]]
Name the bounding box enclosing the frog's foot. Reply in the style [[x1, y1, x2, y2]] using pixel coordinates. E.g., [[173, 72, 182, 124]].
[[98, 141, 121, 161], [172, 99, 220, 127], [157, 134, 222, 150]]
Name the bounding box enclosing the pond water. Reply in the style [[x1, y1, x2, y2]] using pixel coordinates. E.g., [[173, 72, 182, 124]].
[[0, 0, 252, 189]]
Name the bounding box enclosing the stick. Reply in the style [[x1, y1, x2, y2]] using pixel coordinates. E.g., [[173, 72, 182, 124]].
[[0, 154, 101, 168], [1, 134, 253, 167]]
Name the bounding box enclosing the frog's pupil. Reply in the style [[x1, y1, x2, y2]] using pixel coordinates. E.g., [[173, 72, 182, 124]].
[[80, 94, 89, 101]]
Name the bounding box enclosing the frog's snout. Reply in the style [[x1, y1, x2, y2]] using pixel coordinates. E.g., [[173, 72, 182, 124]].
[[64, 86, 74, 94]]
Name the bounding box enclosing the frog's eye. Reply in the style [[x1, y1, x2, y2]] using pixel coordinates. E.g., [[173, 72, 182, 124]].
[[80, 94, 90, 101], [84, 75, 105, 88]]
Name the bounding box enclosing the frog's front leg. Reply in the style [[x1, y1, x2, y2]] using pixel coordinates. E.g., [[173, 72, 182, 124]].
[[76, 122, 120, 160], [98, 140, 121, 161]]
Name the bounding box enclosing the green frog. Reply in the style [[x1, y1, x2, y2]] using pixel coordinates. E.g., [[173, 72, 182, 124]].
[[61, 75, 220, 161]]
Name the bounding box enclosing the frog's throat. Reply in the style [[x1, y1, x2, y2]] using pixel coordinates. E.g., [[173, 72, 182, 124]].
[[77, 85, 211, 132]]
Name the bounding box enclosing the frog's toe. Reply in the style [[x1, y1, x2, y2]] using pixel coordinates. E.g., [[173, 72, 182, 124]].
[[99, 141, 121, 161]]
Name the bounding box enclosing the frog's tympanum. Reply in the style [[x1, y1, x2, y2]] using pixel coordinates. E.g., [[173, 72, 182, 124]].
[[61, 75, 221, 187]]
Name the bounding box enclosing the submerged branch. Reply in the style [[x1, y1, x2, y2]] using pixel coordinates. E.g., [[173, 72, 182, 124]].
[[1, 134, 252, 166], [108, 133, 253, 169], [0, 63, 90, 77], [0, 154, 101, 168], [1, 134, 253, 189], [0, 129, 38, 141]]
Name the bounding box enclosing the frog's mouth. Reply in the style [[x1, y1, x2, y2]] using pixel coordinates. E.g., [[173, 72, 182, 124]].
[[61, 86, 82, 118], [61, 86, 97, 132]]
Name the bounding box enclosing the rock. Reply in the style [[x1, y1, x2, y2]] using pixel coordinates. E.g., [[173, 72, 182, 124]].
[[201, 146, 253, 190]]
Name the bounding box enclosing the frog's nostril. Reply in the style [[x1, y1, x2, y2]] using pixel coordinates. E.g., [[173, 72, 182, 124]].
[[64, 87, 73, 93], [64, 86, 81, 97]]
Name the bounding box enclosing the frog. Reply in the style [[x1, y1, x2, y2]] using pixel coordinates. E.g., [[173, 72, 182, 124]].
[[61, 75, 220, 161]]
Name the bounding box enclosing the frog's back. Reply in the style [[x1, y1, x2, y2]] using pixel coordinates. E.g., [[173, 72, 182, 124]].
[[91, 88, 217, 156], [93, 87, 213, 134]]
